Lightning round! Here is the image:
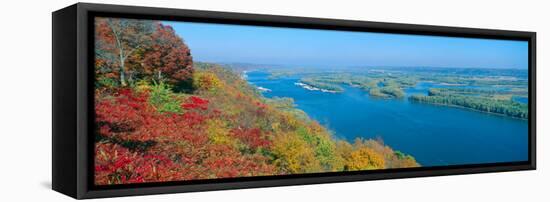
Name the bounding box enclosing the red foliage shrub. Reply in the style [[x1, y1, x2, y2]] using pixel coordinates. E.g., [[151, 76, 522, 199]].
[[96, 89, 210, 142], [181, 96, 209, 110], [95, 89, 149, 136], [230, 128, 272, 150], [95, 143, 180, 185]]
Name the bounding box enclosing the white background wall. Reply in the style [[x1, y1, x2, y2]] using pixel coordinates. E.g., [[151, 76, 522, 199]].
[[0, 0, 547, 201]]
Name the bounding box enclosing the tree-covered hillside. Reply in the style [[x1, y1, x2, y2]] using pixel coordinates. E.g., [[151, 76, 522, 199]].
[[94, 18, 418, 185]]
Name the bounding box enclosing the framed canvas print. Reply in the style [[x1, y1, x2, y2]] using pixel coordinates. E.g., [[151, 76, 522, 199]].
[[52, 3, 536, 199]]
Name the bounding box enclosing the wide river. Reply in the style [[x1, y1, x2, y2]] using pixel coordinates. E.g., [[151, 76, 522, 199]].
[[246, 71, 528, 167]]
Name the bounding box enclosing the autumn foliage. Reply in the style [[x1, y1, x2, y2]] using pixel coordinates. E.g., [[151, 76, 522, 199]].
[[94, 18, 419, 185], [95, 17, 193, 89], [95, 88, 277, 184], [142, 23, 194, 86]]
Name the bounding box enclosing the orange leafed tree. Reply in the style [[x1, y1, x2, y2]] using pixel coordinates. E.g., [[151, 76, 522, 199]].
[[142, 23, 194, 88]]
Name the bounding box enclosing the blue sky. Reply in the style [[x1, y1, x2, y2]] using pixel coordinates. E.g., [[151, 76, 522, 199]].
[[163, 21, 528, 69]]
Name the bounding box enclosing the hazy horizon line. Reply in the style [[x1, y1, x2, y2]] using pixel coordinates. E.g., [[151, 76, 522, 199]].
[[196, 60, 529, 70]]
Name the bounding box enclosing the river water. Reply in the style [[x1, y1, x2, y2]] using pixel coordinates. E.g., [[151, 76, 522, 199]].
[[246, 71, 528, 166]]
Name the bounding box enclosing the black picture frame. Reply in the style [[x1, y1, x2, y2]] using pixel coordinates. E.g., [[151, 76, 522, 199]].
[[52, 2, 536, 199]]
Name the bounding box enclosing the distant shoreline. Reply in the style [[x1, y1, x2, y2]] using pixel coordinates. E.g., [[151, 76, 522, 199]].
[[409, 99, 528, 121]]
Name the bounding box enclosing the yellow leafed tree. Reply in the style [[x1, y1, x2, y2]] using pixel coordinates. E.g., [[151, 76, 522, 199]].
[[272, 133, 321, 173], [346, 147, 385, 171]]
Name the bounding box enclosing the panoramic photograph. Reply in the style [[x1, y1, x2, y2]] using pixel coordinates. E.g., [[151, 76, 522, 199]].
[[93, 17, 528, 185]]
